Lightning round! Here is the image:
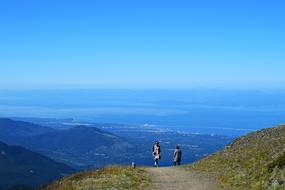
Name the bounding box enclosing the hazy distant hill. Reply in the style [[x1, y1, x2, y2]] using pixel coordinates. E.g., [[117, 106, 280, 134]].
[[11, 117, 76, 130], [0, 118, 55, 140], [193, 124, 285, 190], [0, 141, 75, 190], [0, 118, 134, 168], [17, 125, 134, 168]]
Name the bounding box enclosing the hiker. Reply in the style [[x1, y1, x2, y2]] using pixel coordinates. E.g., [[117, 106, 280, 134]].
[[152, 141, 161, 167], [173, 145, 182, 166]]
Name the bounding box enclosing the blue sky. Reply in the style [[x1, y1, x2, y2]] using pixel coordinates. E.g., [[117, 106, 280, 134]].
[[0, 0, 284, 89]]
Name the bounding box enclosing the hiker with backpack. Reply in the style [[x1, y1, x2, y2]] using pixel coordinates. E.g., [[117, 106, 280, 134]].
[[173, 145, 182, 166], [152, 141, 161, 167]]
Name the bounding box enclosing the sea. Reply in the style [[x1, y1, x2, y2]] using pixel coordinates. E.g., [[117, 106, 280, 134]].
[[0, 88, 284, 136]]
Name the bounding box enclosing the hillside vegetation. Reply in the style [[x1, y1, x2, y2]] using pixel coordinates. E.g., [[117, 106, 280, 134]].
[[43, 166, 152, 190], [192, 124, 285, 190]]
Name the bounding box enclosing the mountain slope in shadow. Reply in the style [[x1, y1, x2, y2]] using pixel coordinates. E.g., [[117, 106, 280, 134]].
[[0, 141, 75, 190]]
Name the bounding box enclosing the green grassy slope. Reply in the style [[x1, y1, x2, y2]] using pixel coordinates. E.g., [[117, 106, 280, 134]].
[[192, 124, 285, 190], [43, 166, 152, 190]]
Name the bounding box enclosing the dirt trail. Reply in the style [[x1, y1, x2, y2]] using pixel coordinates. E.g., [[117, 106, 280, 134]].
[[145, 166, 221, 190]]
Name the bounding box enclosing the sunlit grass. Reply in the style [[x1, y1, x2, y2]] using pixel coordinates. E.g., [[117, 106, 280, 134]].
[[42, 166, 152, 190], [191, 125, 285, 190]]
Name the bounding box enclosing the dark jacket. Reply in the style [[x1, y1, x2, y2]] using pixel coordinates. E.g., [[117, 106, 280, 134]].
[[152, 145, 161, 154], [152, 144, 161, 160], [173, 148, 182, 162]]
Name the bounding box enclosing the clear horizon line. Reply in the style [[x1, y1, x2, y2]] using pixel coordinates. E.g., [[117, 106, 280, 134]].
[[0, 85, 285, 91]]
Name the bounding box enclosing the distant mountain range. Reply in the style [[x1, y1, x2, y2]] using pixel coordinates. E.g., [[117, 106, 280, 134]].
[[0, 141, 75, 190], [0, 118, 134, 168], [0, 118, 55, 138]]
